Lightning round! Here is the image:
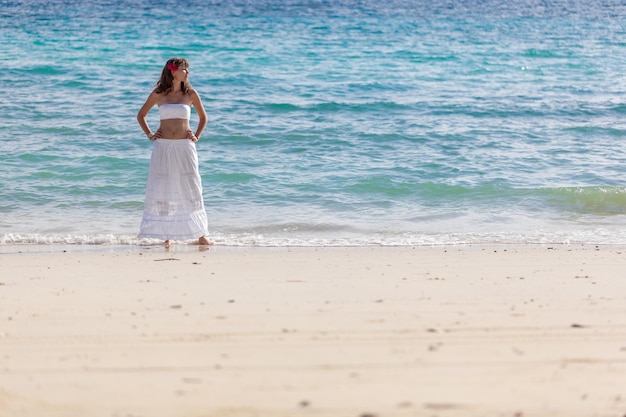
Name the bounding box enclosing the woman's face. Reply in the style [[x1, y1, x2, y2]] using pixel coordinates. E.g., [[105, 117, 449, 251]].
[[173, 65, 189, 81]]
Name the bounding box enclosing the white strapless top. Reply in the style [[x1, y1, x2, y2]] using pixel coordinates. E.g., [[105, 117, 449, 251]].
[[159, 104, 191, 120]]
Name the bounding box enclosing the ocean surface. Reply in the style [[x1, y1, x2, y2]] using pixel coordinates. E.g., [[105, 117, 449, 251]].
[[2, 0, 626, 247]]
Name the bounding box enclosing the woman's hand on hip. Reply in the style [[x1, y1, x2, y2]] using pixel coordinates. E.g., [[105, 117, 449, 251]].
[[186, 130, 199, 142], [149, 129, 163, 141]]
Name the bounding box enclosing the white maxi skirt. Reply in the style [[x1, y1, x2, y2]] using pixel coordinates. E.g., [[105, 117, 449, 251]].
[[138, 139, 208, 241]]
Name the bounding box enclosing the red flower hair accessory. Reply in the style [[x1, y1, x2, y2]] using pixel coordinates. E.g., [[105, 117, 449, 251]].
[[167, 62, 179, 72]]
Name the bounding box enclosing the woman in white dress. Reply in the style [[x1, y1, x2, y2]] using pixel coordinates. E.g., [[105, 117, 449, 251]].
[[136, 57, 211, 246]]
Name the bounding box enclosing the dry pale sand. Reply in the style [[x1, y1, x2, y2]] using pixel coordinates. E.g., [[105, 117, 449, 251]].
[[0, 245, 625, 417]]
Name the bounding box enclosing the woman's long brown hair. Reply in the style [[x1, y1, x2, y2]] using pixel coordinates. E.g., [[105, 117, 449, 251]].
[[154, 57, 192, 95]]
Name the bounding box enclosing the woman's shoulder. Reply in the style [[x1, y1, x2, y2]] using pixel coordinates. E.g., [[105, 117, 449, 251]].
[[188, 88, 203, 98], [146, 89, 162, 100], [139, 90, 162, 109]]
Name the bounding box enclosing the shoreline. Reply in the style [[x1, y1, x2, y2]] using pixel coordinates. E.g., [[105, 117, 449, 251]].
[[1, 246, 625, 416], [2, 240, 626, 255], [3, 224, 626, 249]]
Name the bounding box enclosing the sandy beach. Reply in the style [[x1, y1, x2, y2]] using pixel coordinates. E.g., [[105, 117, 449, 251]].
[[0, 245, 625, 417]]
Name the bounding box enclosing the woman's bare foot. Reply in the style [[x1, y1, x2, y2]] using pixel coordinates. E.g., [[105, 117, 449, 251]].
[[198, 236, 213, 246]]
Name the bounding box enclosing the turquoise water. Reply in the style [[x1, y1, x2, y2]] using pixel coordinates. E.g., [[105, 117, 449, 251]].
[[2, 0, 626, 246]]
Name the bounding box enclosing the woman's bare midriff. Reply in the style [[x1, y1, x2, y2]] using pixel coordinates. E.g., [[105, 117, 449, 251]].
[[159, 119, 191, 139]]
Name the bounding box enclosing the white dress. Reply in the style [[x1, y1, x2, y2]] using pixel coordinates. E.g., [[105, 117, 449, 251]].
[[138, 106, 208, 241]]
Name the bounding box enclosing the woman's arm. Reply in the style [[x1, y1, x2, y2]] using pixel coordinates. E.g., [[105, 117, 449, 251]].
[[137, 91, 160, 140], [190, 89, 208, 141]]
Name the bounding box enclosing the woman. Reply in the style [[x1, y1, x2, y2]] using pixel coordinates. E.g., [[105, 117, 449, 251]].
[[137, 57, 211, 246]]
